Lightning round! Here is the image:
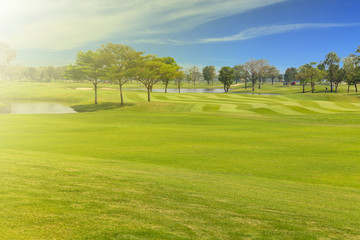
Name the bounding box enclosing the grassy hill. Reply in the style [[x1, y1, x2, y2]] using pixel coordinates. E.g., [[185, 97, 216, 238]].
[[0, 82, 359, 239]]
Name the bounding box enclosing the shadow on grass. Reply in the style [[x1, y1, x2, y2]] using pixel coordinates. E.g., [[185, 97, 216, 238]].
[[72, 102, 133, 112]]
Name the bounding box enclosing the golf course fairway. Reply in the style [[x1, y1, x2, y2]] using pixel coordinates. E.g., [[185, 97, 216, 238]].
[[0, 82, 360, 239]]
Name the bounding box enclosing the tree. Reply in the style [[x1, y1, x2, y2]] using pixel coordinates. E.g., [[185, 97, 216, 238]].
[[176, 70, 185, 93], [244, 59, 258, 92], [328, 64, 343, 93], [203, 66, 216, 85], [189, 65, 200, 86], [159, 57, 181, 93], [233, 64, 246, 84], [131, 55, 166, 102], [255, 59, 269, 89], [99, 43, 143, 105], [267, 66, 280, 85], [343, 56, 355, 93], [297, 62, 325, 93], [64, 50, 108, 104], [284, 67, 297, 84], [324, 52, 340, 92], [0, 42, 16, 79], [218, 66, 235, 92]]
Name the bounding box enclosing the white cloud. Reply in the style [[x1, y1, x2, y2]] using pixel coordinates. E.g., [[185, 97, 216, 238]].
[[200, 23, 360, 43], [0, 0, 288, 51]]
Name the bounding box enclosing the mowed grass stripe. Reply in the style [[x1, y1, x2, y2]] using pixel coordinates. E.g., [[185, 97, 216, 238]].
[[1, 149, 360, 239]]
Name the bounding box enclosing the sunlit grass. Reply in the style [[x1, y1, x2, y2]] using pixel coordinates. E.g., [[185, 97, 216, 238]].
[[0, 82, 360, 239]]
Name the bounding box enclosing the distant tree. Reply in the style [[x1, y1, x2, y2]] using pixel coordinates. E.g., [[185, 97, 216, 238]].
[[353, 66, 360, 93], [284, 67, 297, 84], [324, 52, 341, 92], [297, 62, 325, 93], [64, 50, 108, 104], [99, 43, 143, 105], [244, 59, 258, 92], [202, 65, 216, 85], [278, 74, 284, 82], [131, 55, 169, 102], [328, 64, 343, 93], [0, 42, 16, 69], [218, 66, 235, 92], [255, 59, 270, 89], [176, 70, 185, 93], [159, 57, 181, 93], [267, 66, 280, 85], [343, 56, 355, 93], [0, 42, 16, 80], [189, 65, 200, 86], [26, 67, 38, 81], [233, 64, 246, 84]]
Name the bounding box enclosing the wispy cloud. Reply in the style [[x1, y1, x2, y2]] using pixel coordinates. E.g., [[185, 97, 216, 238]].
[[127, 23, 360, 46], [0, 0, 288, 51], [200, 23, 360, 43]]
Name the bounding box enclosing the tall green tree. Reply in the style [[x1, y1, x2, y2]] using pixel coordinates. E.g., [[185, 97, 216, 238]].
[[343, 55, 356, 93], [202, 65, 216, 85], [233, 64, 246, 84], [159, 57, 181, 93], [284, 67, 297, 84], [324, 52, 340, 92], [218, 66, 235, 92], [297, 62, 325, 93], [267, 66, 280, 85], [131, 55, 168, 102], [328, 64, 343, 93], [99, 43, 143, 105], [255, 59, 270, 89], [64, 50, 108, 104], [244, 59, 258, 92]]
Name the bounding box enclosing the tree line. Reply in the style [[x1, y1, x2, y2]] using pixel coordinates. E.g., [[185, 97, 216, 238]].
[[64, 43, 183, 104], [284, 47, 360, 93]]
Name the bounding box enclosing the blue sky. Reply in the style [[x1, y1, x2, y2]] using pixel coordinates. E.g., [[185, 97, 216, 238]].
[[1, 0, 360, 72]]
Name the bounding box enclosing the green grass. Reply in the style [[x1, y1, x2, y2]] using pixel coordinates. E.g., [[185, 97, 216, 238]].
[[0, 82, 360, 239]]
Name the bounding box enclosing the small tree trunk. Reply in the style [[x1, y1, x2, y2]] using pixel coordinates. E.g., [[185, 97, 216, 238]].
[[330, 81, 333, 92], [303, 82, 305, 93], [272, 78, 274, 85], [245, 80, 247, 89], [355, 83, 358, 92], [94, 83, 98, 104], [119, 83, 123, 105], [252, 81, 255, 92], [311, 81, 315, 93], [165, 82, 168, 93], [258, 78, 261, 89], [147, 87, 151, 102], [236, 79, 238, 84], [335, 83, 338, 93], [348, 85, 350, 93]]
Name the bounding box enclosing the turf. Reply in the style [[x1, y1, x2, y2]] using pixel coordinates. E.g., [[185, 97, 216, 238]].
[[0, 82, 360, 239]]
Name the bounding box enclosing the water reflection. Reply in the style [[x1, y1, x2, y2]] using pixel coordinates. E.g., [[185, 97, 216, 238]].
[[0, 103, 77, 114]]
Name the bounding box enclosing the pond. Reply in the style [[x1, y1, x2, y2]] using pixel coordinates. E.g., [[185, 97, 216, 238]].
[[0, 103, 77, 114]]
